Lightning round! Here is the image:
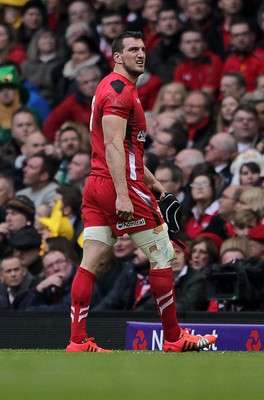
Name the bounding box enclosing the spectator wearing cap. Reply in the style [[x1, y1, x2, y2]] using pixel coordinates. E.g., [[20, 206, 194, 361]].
[[0, 255, 38, 309], [0, 64, 29, 146], [0, 194, 35, 257], [248, 225, 264, 261], [9, 226, 43, 276], [16, 0, 47, 50]]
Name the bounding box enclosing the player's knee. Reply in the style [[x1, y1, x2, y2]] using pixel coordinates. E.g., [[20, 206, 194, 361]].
[[130, 223, 175, 269]]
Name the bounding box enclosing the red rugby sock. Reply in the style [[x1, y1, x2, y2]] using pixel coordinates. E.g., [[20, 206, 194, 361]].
[[150, 268, 181, 342], [70, 266, 96, 343]]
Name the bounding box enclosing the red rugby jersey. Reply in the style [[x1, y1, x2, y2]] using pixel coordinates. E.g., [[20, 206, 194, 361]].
[[90, 72, 147, 181]]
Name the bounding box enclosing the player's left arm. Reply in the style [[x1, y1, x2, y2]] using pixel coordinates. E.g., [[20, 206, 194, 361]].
[[143, 165, 166, 200]]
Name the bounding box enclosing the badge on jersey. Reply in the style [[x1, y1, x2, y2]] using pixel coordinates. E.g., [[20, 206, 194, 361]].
[[137, 131, 146, 142]]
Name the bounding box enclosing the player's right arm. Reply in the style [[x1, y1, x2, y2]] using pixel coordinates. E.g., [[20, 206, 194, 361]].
[[102, 114, 134, 221]]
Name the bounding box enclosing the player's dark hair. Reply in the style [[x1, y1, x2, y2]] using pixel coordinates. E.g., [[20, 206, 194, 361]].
[[112, 31, 143, 54]]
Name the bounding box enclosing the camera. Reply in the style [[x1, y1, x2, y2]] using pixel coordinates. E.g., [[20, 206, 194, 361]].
[[206, 259, 252, 310], [206, 263, 240, 301]]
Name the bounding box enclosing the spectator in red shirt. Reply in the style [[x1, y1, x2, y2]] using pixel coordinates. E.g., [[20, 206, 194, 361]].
[[173, 27, 223, 97], [43, 65, 102, 142], [184, 171, 219, 240], [223, 17, 264, 92], [217, 0, 244, 57], [0, 22, 26, 66], [183, 0, 224, 58]]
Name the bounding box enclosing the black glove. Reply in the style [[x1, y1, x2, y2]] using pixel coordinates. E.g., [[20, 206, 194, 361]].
[[156, 192, 180, 233]]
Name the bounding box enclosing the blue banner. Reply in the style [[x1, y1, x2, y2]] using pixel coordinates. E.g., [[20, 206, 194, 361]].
[[126, 322, 264, 351]]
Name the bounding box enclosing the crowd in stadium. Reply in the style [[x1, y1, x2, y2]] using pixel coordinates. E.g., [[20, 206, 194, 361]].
[[0, 0, 264, 313]]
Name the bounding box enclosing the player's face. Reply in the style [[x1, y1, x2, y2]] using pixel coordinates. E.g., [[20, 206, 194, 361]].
[[118, 37, 146, 78]]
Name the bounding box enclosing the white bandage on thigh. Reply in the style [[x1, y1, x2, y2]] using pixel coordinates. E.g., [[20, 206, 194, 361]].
[[83, 226, 117, 247], [130, 223, 175, 269]]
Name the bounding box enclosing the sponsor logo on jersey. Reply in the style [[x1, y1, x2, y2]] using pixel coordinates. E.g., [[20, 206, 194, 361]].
[[137, 130, 146, 142], [116, 218, 146, 230]]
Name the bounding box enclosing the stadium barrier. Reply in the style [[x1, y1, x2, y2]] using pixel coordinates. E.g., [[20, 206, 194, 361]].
[[0, 311, 264, 350]]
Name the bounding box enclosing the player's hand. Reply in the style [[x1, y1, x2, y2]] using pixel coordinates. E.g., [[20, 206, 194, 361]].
[[116, 195, 134, 221], [149, 180, 166, 200]]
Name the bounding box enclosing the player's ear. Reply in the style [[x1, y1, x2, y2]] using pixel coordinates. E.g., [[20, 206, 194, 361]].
[[113, 51, 122, 64]]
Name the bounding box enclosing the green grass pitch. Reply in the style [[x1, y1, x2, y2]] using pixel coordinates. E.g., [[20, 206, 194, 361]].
[[0, 350, 263, 400]]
